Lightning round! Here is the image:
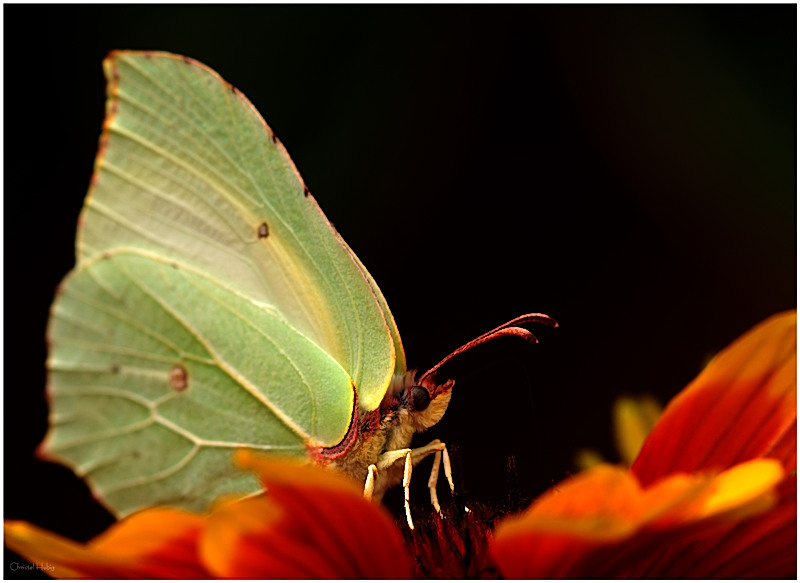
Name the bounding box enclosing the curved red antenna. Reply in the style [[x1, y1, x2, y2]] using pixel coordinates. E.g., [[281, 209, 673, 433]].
[[417, 313, 558, 386]]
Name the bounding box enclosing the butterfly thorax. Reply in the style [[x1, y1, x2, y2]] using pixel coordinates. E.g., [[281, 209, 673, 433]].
[[310, 371, 453, 499]]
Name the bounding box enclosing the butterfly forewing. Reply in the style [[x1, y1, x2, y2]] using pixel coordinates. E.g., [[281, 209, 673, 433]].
[[77, 52, 398, 407]]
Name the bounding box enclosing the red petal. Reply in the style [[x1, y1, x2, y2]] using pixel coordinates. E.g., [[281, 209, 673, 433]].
[[633, 311, 796, 485], [624, 474, 797, 579], [492, 460, 788, 578], [201, 453, 411, 579], [763, 417, 797, 473], [203, 496, 351, 578], [491, 465, 702, 578], [682, 475, 796, 579], [4, 509, 208, 578]]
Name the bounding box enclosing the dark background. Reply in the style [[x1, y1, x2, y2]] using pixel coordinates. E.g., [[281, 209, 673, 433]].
[[4, 5, 795, 577]]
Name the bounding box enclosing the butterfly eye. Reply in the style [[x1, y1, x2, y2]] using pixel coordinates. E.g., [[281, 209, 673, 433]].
[[410, 385, 431, 411]]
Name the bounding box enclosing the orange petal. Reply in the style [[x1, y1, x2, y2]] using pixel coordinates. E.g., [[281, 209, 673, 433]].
[[633, 311, 796, 485], [491, 464, 700, 578], [234, 449, 362, 495], [200, 453, 411, 579], [5, 508, 208, 578], [492, 459, 787, 578]]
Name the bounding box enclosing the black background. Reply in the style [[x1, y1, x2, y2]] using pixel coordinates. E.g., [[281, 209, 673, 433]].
[[4, 5, 795, 577]]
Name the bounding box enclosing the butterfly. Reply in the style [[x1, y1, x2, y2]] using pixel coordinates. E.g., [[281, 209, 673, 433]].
[[42, 51, 556, 528]]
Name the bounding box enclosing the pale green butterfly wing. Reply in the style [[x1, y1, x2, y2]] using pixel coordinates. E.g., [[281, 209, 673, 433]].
[[42, 51, 406, 515], [77, 51, 401, 409], [339, 236, 406, 375], [45, 250, 356, 515]]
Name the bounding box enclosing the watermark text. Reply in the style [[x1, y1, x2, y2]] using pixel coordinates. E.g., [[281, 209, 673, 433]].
[[9, 561, 55, 573]]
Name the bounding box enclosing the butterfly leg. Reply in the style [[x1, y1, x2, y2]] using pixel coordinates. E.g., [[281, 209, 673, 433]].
[[428, 451, 443, 514], [365, 447, 412, 497], [422, 445, 470, 514], [409, 439, 455, 515], [367, 443, 456, 528], [367, 448, 415, 528], [363, 464, 378, 501], [402, 450, 414, 530]]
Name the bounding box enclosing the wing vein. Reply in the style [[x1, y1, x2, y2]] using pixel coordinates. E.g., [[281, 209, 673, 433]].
[[116, 258, 314, 443]]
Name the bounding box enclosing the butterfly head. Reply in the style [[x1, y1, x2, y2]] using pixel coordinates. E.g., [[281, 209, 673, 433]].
[[400, 373, 455, 432]]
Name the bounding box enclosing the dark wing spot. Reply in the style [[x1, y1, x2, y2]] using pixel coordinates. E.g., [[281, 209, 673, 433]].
[[110, 364, 120, 374], [271, 133, 279, 144], [303, 186, 310, 198], [257, 222, 270, 239], [169, 365, 189, 392]]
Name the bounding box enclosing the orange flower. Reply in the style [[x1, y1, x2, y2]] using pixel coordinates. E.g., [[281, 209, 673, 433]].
[[5, 451, 411, 579], [492, 310, 797, 578]]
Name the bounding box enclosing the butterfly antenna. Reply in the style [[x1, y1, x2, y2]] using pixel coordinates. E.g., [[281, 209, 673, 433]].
[[417, 313, 558, 385]]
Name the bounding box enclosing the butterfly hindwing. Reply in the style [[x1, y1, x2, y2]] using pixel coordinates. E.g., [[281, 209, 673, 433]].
[[45, 250, 356, 515]]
